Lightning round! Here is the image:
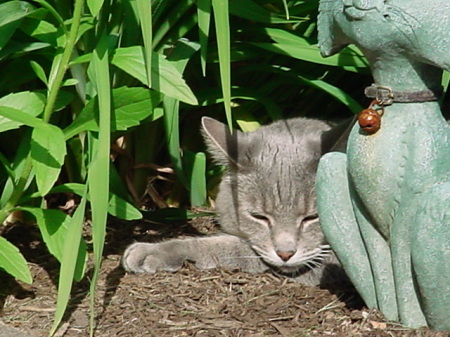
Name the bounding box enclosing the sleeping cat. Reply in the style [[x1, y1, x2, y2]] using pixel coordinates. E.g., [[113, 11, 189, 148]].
[[123, 116, 348, 286]]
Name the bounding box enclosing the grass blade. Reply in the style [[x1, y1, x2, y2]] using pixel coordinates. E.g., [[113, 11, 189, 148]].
[[212, 0, 232, 130], [197, 0, 211, 76], [87, 33, 111, 337], [136, 0, 152, 87], [49, 192, 87, 336]]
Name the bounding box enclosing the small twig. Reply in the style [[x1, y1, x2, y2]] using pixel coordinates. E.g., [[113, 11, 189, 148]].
[[315, 299, 340, 314], [20, 306, 55, 313]]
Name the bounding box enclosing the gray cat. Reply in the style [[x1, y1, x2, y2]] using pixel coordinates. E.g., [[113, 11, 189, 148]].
[[123, 117, 348, 286]]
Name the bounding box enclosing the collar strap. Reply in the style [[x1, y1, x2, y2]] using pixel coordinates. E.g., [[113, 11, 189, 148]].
[[364, 84, 443, 105]]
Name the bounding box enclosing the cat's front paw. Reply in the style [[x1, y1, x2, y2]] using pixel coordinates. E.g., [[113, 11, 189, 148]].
[[122, 242, 186, 274]]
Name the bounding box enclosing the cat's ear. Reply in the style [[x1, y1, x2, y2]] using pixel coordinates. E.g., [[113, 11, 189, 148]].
[[320, 117, 354, 153], [201, 117, 244, 169]]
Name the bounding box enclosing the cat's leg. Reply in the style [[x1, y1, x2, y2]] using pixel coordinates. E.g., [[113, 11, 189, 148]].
[[316, 152, 378, 309], [123, 234, 268, 274], [412, 182, 450, 330]]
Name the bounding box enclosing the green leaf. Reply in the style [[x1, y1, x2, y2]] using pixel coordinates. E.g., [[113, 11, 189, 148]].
[[19, 17, 58, 46], [87, 0, 104, 17], [162, 40, 201, 188], [0, 1, 35, 50], [88, 33, 111, 333], [183, 151, 207, 206], [0, 236, 32, 284], [108, 194, 143, 220], [50, 192, 87, 336], [229, 0, 303, 24], [197, 0, 212, 76], [212, 0, 232, 129], [0, 92, 45, 132], [30, 60, 48, 86], [31, 124, 66, 196], [297, 75, 363, 114], [163, 97, 186, 185], [63, 86, 163, 139], [0, 41, 50, 62], [112, 46, 198, 105], [31, 183, 143, 220], [249, 28, 368, 71], [136, 0, 152, 87], [18, 207, 87, 280]]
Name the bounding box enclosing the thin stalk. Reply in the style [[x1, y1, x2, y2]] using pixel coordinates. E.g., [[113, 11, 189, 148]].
[[44, 0, 86, 123]]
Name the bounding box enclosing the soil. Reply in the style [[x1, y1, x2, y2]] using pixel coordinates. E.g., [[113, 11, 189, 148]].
[[0, 214, 449, 337]]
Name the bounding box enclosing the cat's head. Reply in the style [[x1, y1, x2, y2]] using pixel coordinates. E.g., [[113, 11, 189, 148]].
[[201, 116, 348, 274]]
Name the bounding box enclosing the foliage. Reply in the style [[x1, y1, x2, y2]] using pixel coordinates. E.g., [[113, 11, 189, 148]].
[[0, 0, 369, 335]]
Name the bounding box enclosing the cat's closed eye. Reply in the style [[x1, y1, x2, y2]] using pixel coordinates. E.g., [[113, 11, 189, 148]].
[[301, 214, 319, 228], [248, 212, 271, 225]]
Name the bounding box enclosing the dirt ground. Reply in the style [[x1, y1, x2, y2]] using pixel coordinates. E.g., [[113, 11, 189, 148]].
[[0, 215, 449, 337]]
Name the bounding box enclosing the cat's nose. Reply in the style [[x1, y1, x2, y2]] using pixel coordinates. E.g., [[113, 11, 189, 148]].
[[276, 250, 296, 262]]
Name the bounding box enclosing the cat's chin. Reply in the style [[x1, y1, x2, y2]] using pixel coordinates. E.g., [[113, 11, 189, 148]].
[[273, 265, 315, 277]]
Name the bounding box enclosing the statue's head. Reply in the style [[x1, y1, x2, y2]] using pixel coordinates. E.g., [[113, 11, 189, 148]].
[[318, 0, 450, 73], [318, 0, 386, 57]]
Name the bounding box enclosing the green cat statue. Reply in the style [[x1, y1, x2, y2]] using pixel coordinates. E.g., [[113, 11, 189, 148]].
[[316, 0, 450, 330]]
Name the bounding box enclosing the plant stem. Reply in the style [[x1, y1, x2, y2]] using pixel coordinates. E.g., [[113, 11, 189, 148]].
[[44, 0, 86, 123]]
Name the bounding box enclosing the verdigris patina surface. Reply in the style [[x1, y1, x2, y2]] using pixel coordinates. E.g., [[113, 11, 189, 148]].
[[316, 0, 450, 330]]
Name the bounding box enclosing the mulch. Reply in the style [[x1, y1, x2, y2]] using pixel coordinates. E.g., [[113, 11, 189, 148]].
[[0, 216, 448, 337]]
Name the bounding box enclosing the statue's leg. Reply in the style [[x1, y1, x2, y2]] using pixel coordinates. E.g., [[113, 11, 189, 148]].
[[316, 152, 377, 310], [412, 182, 450, 330], [350, 186, 398, 322], [390, 202, 427, 328]]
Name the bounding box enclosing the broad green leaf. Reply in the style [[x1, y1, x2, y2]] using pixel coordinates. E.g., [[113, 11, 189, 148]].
[[19, 17, 58, 46], [18, 207, 87, 281], [31, 0, 64, 28], [63, 86, 163, 139], [212, 0, 232, 129], [0, 236, 32, 284], [108, 194, 142, 220], [0, 92, 45, 132], [167, 39, 201, 72], [31, 124, 66, 196], [112, 46, 198, 105], [0, 41, 50, 62], [0, 1, 35, 50], [87, 0, 104, 17], [30, 183, 143, 220]]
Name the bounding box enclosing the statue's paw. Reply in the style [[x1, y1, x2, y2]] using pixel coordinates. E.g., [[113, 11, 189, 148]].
[[122, 242, 185, 274]]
